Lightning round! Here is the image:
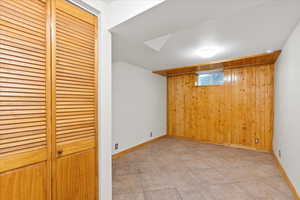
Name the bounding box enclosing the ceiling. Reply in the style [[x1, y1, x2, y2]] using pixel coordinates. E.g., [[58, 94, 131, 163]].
[[111, 0, 300, 71], [101, 0, 117, 3]]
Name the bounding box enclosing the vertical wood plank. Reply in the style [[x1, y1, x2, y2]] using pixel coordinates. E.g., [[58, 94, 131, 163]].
[[255, 65, 266, 150], [224, 69, 232, 145]]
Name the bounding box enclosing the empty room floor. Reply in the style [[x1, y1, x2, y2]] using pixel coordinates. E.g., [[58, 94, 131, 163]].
[[112, 138, 294, 200]]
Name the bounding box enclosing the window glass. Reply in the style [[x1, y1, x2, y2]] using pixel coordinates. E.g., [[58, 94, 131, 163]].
[[197, 70, 224, 86]]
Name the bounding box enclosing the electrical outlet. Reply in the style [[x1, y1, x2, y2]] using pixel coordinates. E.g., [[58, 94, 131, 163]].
[[278, 150, 282, 158], [115, 143, 119, 150], [150, 132, 153, 137]]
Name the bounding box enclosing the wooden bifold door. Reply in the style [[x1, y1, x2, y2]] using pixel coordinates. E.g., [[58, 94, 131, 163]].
[[0, 0, 99, 200]]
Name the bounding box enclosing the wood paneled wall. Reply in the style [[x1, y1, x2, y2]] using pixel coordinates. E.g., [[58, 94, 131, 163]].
[[167, 64, 274, 152]]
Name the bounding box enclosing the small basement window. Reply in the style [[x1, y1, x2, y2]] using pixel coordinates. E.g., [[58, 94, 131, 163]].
[[196, 69, 224, 86]]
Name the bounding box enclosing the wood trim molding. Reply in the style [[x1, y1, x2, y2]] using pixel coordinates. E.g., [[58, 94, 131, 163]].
[[273, 152, 300, 200], [167, 136, 271, 153], [153, 50, 281, 76], [112, 134, 270, 161], [112, 135, 167, 159], [56, 0, 96, 24]]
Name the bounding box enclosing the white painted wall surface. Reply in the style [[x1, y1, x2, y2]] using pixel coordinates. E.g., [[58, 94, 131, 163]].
[[112, 62, 167, 154], [78, 1, 112, 199], [274, 21, 300, 195]]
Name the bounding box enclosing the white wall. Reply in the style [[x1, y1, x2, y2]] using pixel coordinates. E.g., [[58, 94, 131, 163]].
[[78, 1, 112, 200], [274, 21, 300, 195], [112, 62, 167, 154]]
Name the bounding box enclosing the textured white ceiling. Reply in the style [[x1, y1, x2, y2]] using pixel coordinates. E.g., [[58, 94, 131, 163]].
[[108, 0, 165, 28], [101, 0, 117, 3], [144, 34, 172, 51], [111, 0, 300, 70]]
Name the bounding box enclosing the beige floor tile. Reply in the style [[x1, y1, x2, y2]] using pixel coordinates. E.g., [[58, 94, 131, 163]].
[[113, 174, 143, 195], [216, 166, 258, 183], [113, 161, 141, 176], [236, 179, 294, 200], [144, 188, 182, 200], [209, 183, 255, 200], [262, 176, 294, 197], [116, 150, 153, 164], [135, 161, 161, 174], [113, 157, 131, 167], [178, 186, 216, 200], [249, 163, 281, 177], [193, 143, 227, 151], [231, 148, 264, 158], [178, 152, 204, 161], [157, 161, 191, 174], [112, 138, 292, 200], [167, 171, 200, 190], [190, 168, 232, 184], [178, 190, 205, 200], [184, 159, 213, 170], [113, 193, 145, 200], [222, 157, 257, 168], [209, 149, 241, 159], [204, 157, 233, 168], [192, 150, 216, 158], [242, 154, 276, 166], [140, 171, 174, 191]]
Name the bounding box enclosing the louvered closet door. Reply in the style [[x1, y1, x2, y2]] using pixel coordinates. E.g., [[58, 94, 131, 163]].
[[0, 0, 50, 200], [51, 0, 98, 199]]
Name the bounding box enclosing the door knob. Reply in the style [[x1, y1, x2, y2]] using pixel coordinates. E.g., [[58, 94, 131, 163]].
[[57, 149, 64, 155]]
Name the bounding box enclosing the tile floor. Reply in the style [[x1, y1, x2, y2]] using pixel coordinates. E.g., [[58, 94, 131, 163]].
[[112, 138, 294, 200]]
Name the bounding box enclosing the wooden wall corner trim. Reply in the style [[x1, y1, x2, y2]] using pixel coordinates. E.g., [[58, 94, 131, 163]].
[[112, 135, 167, 159], [0, 149, 47, 173], [273, 152, 300, 200]]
